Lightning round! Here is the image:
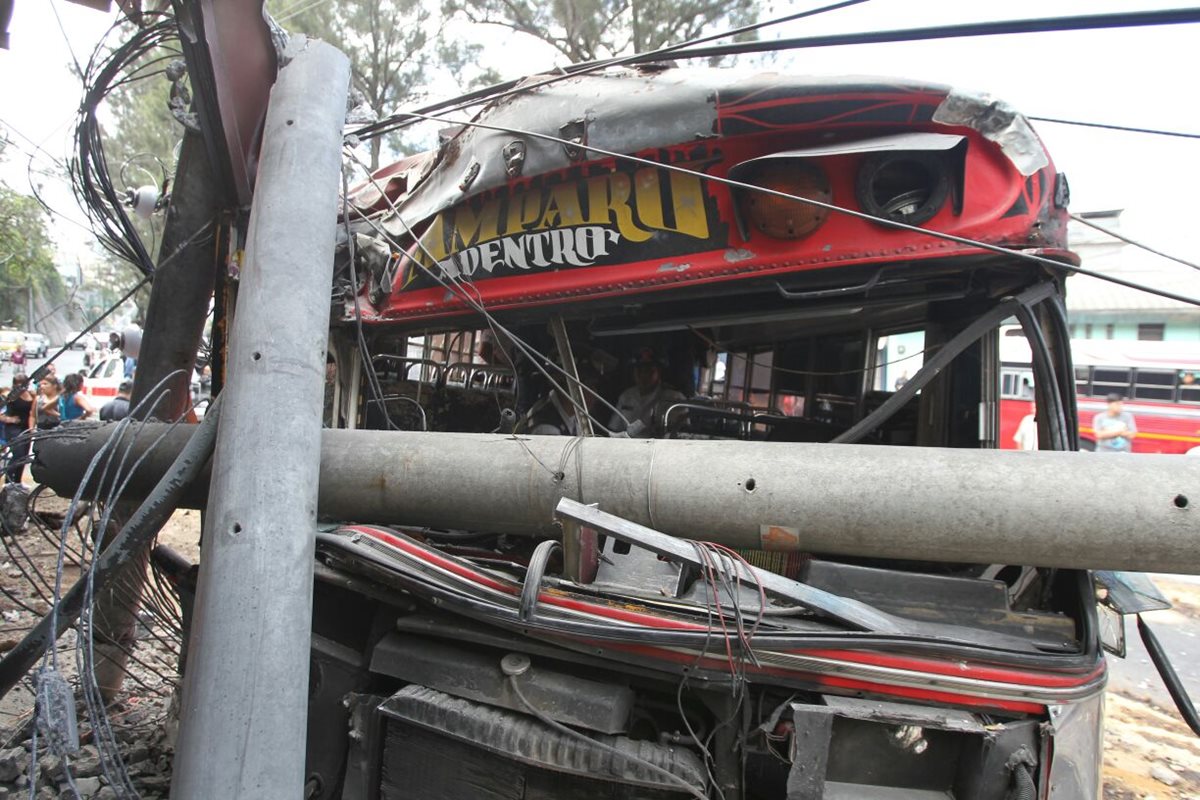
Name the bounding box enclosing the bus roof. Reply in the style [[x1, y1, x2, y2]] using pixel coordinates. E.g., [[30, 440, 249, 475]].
[[1002, 331, 1200, 371]]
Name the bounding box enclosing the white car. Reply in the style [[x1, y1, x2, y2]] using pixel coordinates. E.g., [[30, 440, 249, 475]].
[[22, 333, 48, 358]]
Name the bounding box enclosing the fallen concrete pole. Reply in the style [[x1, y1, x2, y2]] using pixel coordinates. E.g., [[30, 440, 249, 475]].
[[169, 38, 350, 800], [34, 427, 1200, 574]]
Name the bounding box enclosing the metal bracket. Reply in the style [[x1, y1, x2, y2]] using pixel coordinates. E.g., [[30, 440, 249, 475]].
[[502, 140, 526, 178], [559, 118, 588, 162]]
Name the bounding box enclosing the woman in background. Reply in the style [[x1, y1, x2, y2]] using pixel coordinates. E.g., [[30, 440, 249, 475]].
[[36, 375, 62, 431], [58, 373, 95, 424], [2, 375, 35, 483]]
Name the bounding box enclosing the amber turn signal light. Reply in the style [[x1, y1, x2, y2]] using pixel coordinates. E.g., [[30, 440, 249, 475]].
[[735, 163, 832, 240]]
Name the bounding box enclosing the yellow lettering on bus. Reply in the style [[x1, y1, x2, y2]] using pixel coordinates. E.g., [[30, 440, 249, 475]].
[[452, 199, 501, 251], [413, 213, 448, 270], [585, 173, 651, 243], [665, 169, 710, 239], [536, 183, 586, 229], [632, 167, 709, 240], [505, 189, 542, 235]]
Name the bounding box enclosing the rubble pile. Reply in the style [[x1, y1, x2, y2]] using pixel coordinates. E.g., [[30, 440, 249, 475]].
[[0, 711, 174, 799], [0, 490, 183, 799]]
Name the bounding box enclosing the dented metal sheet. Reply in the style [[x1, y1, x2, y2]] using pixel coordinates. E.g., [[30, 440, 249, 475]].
[[932, 89, 1048, 176]]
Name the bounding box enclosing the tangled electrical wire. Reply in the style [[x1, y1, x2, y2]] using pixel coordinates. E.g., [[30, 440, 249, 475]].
[[0, 377, 202, 798], [69, 12, 180, 278]]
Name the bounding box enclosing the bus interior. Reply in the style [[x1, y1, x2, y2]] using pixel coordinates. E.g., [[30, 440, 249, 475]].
[[337, 259, 1074, 452]]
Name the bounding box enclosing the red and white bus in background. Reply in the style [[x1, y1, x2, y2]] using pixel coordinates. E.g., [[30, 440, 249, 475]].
[[1001, 329, 1200, 453]]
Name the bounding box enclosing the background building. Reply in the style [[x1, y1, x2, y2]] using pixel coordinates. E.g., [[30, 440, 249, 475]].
[[1066, 211, 1200, 342]]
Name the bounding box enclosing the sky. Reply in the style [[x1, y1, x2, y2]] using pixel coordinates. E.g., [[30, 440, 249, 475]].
[[1, 0, 1198, 287]]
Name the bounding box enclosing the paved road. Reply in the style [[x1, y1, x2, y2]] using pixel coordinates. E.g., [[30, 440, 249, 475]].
[[0, 346, 88, 383], [1106, 573, 1200, 715]]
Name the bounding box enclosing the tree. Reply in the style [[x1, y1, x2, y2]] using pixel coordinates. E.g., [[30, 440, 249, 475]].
[[271, 0, 495, 169], [104, 53, 179, 192], [446, 0, 760, 64], [0, 180, 67, 330]]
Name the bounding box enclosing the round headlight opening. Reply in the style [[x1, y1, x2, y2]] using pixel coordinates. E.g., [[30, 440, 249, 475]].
[[856, 152, 949, 226]]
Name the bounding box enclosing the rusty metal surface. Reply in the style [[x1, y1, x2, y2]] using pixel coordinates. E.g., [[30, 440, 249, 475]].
[[174, 0, 276, 205]]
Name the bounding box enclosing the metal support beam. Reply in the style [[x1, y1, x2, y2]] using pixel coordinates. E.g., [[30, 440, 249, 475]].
[[34, 427, 1200, 574], [548, 316, 592, 437], [169, 37, 349, 800]]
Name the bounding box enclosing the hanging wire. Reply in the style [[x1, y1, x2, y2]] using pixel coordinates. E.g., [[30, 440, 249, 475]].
[[1029, 116, 1200, 140], [18, 375, 199, 798], [1069, 213, 1200, 274], [31, 220, 213, 384], [351, 0, 873, 143], [69, 12, 179, 278]]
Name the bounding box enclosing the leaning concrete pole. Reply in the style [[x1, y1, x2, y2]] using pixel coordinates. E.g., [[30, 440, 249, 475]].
[[170, 37, 349, 800]]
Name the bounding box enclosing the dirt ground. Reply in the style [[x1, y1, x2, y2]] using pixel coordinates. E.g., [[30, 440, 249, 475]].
[[0, 499, 1198, 797], [1103, 576, 1200, 799]]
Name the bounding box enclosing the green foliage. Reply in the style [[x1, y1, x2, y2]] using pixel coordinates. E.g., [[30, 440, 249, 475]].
[[272, 0, 493, 168], [91, 32, 182, 315], [105, 50, 179, 189], [446, 0, 760, 63], [0, 181, 66, 329]]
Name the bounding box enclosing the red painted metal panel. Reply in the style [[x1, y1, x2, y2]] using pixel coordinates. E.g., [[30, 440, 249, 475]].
[[353, 81, 1070, 324]]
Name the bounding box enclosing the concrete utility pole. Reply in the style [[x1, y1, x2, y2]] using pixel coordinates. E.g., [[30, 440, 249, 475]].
[[169, 37, 349, 800], [35, 428, 1200, 575]]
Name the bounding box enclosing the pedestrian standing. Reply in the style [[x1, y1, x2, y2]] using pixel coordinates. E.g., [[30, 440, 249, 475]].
[[1, 375, 35, 483], [1093, 393, 1138, 453], [58, 373, 95, 424], [36, 375, 61, 430]]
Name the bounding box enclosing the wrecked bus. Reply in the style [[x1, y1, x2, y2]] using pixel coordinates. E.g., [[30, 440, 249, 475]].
[[290, 66, 1114, 799]]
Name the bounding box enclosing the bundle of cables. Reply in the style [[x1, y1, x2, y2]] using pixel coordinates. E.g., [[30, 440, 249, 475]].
[[68, 12, 180, 278]]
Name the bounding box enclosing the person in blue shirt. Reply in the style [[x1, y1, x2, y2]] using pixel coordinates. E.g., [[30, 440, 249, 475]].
[[1093, 393, 1137, 453], [58, 373, 96, 424]]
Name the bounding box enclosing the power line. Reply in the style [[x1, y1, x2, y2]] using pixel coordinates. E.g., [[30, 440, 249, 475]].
[[353, 0, 872, 142], [48, 0, 84, 79], [0, 118, 69, 172], [1029, 116, 1200, 140], [1070, 213, 1200, 273], [649, 6, 1200, 61]]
